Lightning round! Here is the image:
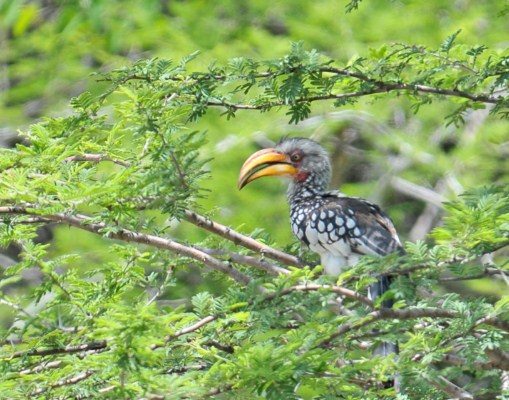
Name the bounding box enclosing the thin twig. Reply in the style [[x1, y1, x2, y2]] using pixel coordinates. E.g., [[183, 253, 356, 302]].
[[206, 83, 502, 111], [147, 265, 174, 306], [263, 284, 373, 307], [150, 283, 371, 350]]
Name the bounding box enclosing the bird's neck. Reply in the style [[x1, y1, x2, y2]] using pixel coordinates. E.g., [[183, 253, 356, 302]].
[[287, 175, 328, 205]]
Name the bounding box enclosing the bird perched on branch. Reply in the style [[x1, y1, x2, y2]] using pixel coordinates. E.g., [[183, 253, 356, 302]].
[[238, 137, 403, 356]]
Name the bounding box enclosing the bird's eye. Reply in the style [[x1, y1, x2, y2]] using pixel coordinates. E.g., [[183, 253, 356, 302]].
[[290, 152, 302, 162]]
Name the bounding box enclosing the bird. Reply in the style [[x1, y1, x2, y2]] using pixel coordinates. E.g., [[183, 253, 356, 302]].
[[238, 137, 403, 356]]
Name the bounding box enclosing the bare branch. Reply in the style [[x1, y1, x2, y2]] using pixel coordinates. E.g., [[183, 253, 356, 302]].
[[409, 178, 447, 241], [474, 315, 509, 333], [166, 363, 208, 374], [484, 348, 509, 371], [441, 352, 509, 371], [184, 210, 306, 267]]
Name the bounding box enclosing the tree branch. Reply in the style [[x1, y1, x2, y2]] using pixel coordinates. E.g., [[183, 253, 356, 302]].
[[263, 284, 373, 307], [20, 360, 63, 375], [30, 370, 94, 396], [0, 206, 253, 287], [151, 315, 217, 350], [184, 210, 306, 267], [428, 375, 474, 400], [193, 64, 505, 109], [390, 176, 446, 208], [206, 77, 503, 112], [64, 153, 129, 167], [9, 341, 107, 359], [320, 307, 509, 348], [440, 352, 509, 371], [195, 246, 291, 276]]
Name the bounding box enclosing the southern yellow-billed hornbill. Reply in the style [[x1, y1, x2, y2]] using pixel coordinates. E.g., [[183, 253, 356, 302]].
[[238, 137, 402, 356]]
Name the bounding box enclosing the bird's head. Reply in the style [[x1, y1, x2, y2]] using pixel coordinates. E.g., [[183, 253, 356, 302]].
[[238, 137, 331, 191]]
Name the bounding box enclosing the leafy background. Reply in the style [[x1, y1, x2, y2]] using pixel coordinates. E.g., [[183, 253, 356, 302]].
[[0, 0, 508, 399]]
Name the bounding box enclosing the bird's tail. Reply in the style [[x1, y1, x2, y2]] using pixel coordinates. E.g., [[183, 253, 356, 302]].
[[368, 274, 394, 308], [368, 274, 399, 389], [368, 275, 399, 356]]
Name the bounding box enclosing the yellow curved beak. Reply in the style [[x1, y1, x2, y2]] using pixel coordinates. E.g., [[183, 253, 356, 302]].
[[238, 148, 298, 190]]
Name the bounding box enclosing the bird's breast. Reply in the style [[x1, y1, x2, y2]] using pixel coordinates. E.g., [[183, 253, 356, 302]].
[[290, 202, 360, 261]]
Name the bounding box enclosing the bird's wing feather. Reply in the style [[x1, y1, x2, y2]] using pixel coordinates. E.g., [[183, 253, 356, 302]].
[[321, 194, 403, 258]]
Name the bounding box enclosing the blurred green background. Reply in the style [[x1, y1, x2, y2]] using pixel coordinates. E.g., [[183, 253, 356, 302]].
[[1, 0, 507, 292]]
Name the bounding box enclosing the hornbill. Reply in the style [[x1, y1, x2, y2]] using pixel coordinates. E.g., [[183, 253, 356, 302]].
[[238, 137, 402, 357]]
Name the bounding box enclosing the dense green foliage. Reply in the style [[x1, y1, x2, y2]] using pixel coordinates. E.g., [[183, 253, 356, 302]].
[[0, 1, 508, 399]]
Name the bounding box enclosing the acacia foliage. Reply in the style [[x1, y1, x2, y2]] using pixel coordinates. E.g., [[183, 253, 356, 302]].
[[0, 41, 508, 399]]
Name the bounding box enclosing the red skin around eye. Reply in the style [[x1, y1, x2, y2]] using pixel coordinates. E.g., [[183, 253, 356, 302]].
[[294, 170, 310, 182]]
